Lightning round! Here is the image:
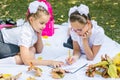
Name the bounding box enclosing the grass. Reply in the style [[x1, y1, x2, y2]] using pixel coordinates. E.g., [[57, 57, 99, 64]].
[[0, 0, 120, 43]]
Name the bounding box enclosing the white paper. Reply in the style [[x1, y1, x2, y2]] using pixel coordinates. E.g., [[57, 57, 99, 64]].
[[55, 55, 88, 73]]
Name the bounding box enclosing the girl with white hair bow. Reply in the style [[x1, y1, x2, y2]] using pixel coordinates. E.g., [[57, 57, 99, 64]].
[[66, 4, 106, 64], [0, 1, 64, 67]]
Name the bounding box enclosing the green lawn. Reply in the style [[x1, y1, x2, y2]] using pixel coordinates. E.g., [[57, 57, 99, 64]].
[[0, 0, 120, 43]]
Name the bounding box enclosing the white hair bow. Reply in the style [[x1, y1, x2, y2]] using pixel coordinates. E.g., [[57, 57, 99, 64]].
[[68, 6, 78, 17], [68, 4, 89, 17], [29, 1, 48, 13], [78, 4, 89, 16]]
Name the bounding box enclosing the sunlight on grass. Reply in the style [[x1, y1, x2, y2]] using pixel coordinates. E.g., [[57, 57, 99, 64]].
[[68, 0, 78, 4]]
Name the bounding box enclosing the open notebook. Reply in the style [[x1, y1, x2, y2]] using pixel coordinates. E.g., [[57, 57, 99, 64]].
[[55, 55, 88, 74]]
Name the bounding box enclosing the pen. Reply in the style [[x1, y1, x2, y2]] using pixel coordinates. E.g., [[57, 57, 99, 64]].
[[68, 49, 71, 58], [67, 49, 74, 65]]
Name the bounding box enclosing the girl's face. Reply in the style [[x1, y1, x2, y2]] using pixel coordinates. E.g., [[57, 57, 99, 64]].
[[71, 21, 89, 36], [30, 12, 50, 33]]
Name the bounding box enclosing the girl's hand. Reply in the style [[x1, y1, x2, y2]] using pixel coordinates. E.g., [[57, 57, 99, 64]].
[[66, 56, 79, 65], [51, 61, 64, 68], [82, 29, 92, 38]]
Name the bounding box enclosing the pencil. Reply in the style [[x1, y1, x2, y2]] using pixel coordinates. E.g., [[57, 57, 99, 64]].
[[68, 49, 73, 65], [68, 49, 71, 58]]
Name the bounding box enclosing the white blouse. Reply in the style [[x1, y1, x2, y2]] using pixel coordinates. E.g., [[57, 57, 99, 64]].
[[1, 22, 38, 48], [70, 20, 105, 54]]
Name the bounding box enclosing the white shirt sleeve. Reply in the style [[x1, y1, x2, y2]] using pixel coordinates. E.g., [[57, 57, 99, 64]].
[[18, 25, 33, 48], [70, 30, 78, 41], [93, 27, 105, 45]]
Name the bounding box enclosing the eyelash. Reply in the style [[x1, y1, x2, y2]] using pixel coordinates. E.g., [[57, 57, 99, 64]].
[[40, 22, 44, 25], [72, 29, 82, 32]]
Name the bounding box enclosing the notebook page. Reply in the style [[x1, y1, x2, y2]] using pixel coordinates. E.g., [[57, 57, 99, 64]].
[[55, 55, 88, 73]]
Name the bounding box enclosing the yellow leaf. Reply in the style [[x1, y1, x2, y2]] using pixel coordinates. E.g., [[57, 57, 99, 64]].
[[42, 35, 48, 39], [68, 1, 78, 4], [106, 22, 109, 24], [37, 56, 43, 60], [3, 74, 12, 78], [113, 3, 118, 5], [27, 76, 36, 80], [110, 25, 115, 28], [2, 5, 8, 9], [91, 17, 96, 20], [108, 64, 119, 78], [61, 15, 64, 18]]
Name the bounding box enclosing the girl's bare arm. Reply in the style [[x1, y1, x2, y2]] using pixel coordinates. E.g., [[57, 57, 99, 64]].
[[19, 46, 64, 67], [82, 38, 101, 60], [73, 41, 81, 58], [35, 33, 43, 53]]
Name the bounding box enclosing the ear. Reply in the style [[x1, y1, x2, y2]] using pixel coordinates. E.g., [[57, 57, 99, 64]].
[[87, 20, 91, 24], [87, 20, 92, 29], [29, 16, 34, 23]]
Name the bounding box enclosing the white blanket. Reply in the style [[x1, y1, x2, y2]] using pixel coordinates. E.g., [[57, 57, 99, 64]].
[[0, 24, 120, 80]]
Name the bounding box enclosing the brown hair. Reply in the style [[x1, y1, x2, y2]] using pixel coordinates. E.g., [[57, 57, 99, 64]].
[[70, 11, 91, 24], [26, 6, 49, 21]]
